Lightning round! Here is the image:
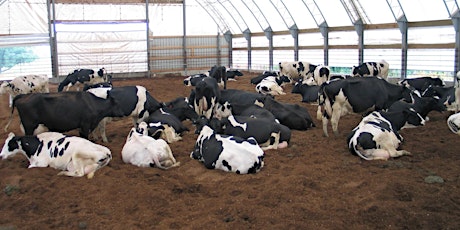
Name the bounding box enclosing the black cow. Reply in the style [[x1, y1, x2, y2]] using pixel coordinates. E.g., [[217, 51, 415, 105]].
[[8, 91, 125, 139], [291, 82, 320, 103], [209, 65, 227, 89], [259, 96, 315, 130], [398, 77, 445, 92], [226, 70, 244, 80], [220, 89, 269, 107], [162, 97, 199, 122], [319, 77, 412, 136], [193, 77, 221, 119], [58, 68, 108, 92]]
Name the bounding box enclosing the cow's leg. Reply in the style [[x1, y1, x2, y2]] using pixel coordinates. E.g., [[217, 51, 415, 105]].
[[160, 144, 180, 168], [322, 116, 329, 137], [331, 102, 343, 136], [8, 94, 13, 107]]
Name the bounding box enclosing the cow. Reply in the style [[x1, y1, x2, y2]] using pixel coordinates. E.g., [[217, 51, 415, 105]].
[[398, 77, 445, 92], [447, 112, 460, 135], [303, 65, 331, 86], [190, 125, 264, 174], [58, 68, 109, 92], [351, 60, 390, 79], [260, 96, 315, 130], [121, 124, 180, 169], [5, 91, 126, 140], [220, 89, 268, 107], [162, 97, 199, 122], [142, 108, 188, 143], [193, 77, 221, 119], [318, 77, 412, 137], [209, 65, 227, 89], [0, 74, 49, 107], [0, 132, 112, 178], [387, 91, 444, 128], [422, 85, 457, 111], [291, 82, 320, 103], [250, 71, 279, 85], [183, 73, 208, 87], [194, 115, 290, 150], [226, 70, 244, 80], [347, 108, 425, 160], [279, 61, 316, 82], [255, 75, 291, 96]]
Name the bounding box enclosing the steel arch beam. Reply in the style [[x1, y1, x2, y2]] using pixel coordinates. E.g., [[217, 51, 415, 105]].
[[195, 0, 232, 34], [386, 0, 407, 79], [269, 0, 296, 29], [299, 0, 329, 64], [443, 0, 460, 76], [217, 0, 250, 34]]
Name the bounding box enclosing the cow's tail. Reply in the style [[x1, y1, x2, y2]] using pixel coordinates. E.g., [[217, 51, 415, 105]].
[[316, 84, 326, 121], [4, 97, 16, 132]]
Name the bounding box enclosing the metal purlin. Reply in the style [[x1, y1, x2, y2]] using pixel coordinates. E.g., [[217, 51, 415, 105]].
[[299, 0, 329, 65], [443, 0, 460, 76], [386, 0, 407, 79], [340, 0, 365, 65], [240, 0, 273, 70]]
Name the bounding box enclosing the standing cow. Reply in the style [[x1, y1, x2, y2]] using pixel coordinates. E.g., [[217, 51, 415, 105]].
[[0, 132, 112, 178], [318, 77, 411, 136], [193, 77, 221, 119], [0, 75, 49, 107], [351, 60, 390, 79]]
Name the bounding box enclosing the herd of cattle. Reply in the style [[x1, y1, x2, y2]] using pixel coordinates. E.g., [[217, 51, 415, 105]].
[[0, 61, 459, 178]]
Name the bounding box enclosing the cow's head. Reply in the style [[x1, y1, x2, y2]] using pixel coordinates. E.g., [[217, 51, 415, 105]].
[[0, 133, 23, 160]]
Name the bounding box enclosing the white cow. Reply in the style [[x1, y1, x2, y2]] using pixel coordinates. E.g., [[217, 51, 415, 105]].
[[255, 76, 290, 96], [0, 75, 49, 107], [121, 122, 180, 169], [0, 132, 112, 178]]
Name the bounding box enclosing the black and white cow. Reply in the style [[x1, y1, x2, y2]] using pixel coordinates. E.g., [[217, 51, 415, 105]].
[[58, 68, 109, 92], [318, 77, 412, 136], [303, 65, 331, 86], [220, 89, 268, 107], [447, 112, 460, 135], [347, 108, 425, 160], [190, 125, 264, 174], [121, 124, 180, 169], [0, 132, 112, 178], [351, 60, 390, 79], [195, 115, 291, 150], [193, 77, 221, 119], [209, 65, 227, 89], [387, 91, 444, 128], [0, 75, 49, 107], [279, 61, 316, 82], [142, 108, 189, 143], [422, 85, 457, 111], [225, 102, 277, 122], [250, 71, 279, 85], [255, 75, 291, 96], [183, 73, 208, 87], [398, 77, 445, 92], [291, 82, 320, 103], [226, 70, 244, 80]]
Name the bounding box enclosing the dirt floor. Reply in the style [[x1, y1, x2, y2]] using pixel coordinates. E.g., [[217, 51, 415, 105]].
[[0, 72, 459, 229]]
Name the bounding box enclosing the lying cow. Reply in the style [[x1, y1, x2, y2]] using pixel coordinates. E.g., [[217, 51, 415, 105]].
[[0, 74, 49, 107], [255, 75, 290, 96], [58, 68, 109, 92], [291, 82, 320, 103], [0, 132, 112, 178], [143, 108, 189, 143], [250, 71, 278, 85], [121, 124, 180, 169], [191, 125, 264, 174], [226, 70, 244, 80], [447, 112, 460, 135], [351, 60, 390, 79], [183, 73, 207, 87], [347, 108, 425, 160], [195, 115, 290, 150], [398, 76, 444, 92]]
